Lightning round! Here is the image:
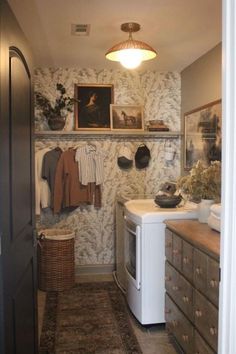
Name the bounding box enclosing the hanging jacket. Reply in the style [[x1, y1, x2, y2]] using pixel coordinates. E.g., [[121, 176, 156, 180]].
[[53, 149, 101, 213], [35, 148, 51, 215], [42, 147, 62, 206]]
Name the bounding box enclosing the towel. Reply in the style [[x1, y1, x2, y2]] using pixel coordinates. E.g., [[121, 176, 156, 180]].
[[210, 211, 220, 220], [210, 204, 221, 218], [208, 214, 221, 232]]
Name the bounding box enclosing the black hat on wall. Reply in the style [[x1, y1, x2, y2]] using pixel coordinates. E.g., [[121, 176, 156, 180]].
[[135, 144, 151, 169], [117, 146, 133, 169]]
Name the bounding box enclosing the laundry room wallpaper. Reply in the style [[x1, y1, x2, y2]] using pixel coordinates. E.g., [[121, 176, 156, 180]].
[[35, 68, 181, 270]]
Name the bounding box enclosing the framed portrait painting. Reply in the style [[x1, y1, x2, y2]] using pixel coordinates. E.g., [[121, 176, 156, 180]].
[[110, 104, 144, 131], [184, 99, 222, 170], [74, 84, 113, 130]]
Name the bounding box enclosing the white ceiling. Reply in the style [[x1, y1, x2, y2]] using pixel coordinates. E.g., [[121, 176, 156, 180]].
[[8, 0, 222, 72]]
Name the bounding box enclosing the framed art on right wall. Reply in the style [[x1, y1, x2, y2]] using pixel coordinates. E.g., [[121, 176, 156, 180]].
[[184, 99, 222, 170]]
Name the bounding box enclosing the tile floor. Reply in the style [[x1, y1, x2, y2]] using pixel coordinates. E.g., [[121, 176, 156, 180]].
[[38, 274, 178, 354]]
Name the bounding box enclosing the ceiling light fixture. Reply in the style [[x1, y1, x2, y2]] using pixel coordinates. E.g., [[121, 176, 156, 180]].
[[105, 22, 157, 69]]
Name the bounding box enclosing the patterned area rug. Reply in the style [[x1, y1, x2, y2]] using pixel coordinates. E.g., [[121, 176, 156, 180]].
[[39, 282, 142, 353]]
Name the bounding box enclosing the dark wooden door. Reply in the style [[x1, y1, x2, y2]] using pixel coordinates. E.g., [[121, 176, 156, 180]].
[[0, 1, 38, 353]]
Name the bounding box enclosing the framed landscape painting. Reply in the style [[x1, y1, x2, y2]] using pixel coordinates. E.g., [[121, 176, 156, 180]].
[[74, 84, 113, 130], [110, 104, 144, 131], [184, 99, 222, 170]]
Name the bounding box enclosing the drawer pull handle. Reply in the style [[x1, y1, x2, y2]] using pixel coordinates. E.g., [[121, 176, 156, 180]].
[[195, 267, 202, 275], [195, 310, 202, 318], [172, 286, 179, 291], [182, 334, 189, 342], [165, 276, 171, 281], [182, 296, 189, 303], [171, 320, 178, 327], [173, 249, 179, 255], [210, 327, 217, 336], [183, 256, 189, 264], [210, 279, 218, 288]]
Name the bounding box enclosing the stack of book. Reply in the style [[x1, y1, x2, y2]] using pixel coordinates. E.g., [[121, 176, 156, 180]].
[[148, 120, 169, 131]]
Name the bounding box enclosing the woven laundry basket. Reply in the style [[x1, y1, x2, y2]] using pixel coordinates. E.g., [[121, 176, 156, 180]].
[[37, 229, 75, 291]]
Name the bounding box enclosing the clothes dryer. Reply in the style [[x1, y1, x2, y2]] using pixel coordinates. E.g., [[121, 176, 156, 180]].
[[124, 199, 197, 324]]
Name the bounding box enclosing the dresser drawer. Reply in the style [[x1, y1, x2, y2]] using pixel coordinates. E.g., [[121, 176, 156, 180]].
[[165, 294, 194, 354], [194, 290, 218, 352], [194, 249, 207, 293], [165, 261, 180, 301], [182, 240, 193, 282], [165, 293, 178, 334], [166, 262, 194, 324], [172, 234, 182, 271], [178, 274, 194, 321], [175, 310, 194, 354], [195, 330, 215, 354], [207, 257, 219, 307], [194, 249, 219, 307], [165, 261, 177, 295], [165, 228, 173, 263]]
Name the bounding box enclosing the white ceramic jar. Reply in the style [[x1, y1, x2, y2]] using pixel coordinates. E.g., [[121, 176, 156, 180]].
[[198, 199, 214, 223]]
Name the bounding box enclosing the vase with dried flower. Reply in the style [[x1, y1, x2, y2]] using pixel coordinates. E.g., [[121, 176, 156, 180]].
[[177, 160, 221, 223], [35, 83, 78, 131]]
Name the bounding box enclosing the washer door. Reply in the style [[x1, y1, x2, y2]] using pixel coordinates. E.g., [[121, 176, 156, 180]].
[[124, 217, 141, 290]]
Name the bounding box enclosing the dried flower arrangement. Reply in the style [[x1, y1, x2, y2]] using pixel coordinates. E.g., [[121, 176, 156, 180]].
[[177, 160, 221, 202]]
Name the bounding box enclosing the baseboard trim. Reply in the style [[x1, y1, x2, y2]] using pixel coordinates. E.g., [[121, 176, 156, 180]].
[[75, 264, 115, 275]]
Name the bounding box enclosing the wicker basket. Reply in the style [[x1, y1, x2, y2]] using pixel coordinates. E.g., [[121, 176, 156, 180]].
[[37, 229, 75, 291]]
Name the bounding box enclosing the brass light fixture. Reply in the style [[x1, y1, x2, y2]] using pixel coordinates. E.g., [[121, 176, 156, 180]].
[[105, 22, 157, 69]]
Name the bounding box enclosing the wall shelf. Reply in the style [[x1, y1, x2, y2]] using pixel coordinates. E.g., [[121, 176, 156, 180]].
[[34, 130, 183, 140]]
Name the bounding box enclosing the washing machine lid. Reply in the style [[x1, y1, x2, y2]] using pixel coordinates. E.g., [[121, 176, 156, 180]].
[[124, 199, 198, 223]]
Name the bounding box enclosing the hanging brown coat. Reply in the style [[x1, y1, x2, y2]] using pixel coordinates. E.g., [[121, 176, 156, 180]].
[[53, 149, 101, 213]]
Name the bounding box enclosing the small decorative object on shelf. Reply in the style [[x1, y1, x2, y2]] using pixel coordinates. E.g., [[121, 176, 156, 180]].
[[147, 119, 169, 131], [35, 83, 79, 131], [177, 160, 221, 223]]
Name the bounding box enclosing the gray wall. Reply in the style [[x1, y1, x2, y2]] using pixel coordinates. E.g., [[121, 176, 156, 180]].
[[181, 43, 222, 171], [181, 43, 222, 115]]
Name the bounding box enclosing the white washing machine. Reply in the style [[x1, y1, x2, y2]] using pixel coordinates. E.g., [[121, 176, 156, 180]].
[[124, 199, 197, 325]]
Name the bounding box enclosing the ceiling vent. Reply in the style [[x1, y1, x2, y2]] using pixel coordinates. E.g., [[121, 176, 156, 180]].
[[71, 24, 90, 36]]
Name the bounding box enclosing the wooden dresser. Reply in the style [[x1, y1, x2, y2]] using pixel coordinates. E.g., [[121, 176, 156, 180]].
[[164, 220, 220, 354]]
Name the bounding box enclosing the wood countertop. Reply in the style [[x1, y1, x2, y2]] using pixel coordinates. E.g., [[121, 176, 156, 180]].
[[165, 219, 220, 261]]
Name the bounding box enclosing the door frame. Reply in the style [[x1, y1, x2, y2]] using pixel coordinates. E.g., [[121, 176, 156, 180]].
[[219, 0, 236, 353]]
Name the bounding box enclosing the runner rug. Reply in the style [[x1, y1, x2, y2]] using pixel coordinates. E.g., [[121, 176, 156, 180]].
[[39, 281, 142, 354]]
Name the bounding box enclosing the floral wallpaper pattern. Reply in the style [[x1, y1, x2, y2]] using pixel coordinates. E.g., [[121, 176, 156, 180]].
[[35, 68, 180, 132], [35, 68, 181, 268]]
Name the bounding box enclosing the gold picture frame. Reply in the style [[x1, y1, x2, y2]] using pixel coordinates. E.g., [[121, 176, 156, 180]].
[[110, 104, 144, 131], [74, 84, 113, 130], [184, 99, 222, 170]]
